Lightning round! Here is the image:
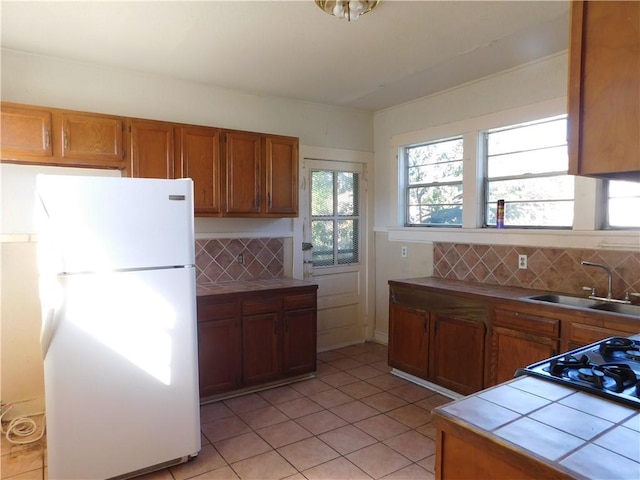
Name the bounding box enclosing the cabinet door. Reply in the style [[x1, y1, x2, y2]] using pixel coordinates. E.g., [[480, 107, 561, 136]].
[[198, 318, 241, 397], [264, 135, 298, 216], [177, 126, 221, 215], [565, 322, 636, 351], [224, 131, 261, 214], [388, 303, 429, 379], [0, 104, 53, 160], [61, 112, 125, 167], [283, 308, 317, 376], [490, 326, 558, 386], [242, 312, 280, 385], [431, 314, 485, 395], [568, 1, 640, 179], [128, 119, 175, 178]]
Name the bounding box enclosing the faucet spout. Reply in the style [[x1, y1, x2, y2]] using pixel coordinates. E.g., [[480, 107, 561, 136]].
[[581, 261, 613, 300]]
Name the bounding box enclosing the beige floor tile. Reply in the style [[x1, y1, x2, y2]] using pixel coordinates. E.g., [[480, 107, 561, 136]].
[[370, 360, 393, 373], [326, 357, 364, 371], [189, 465, 240, 479], [354, 415, 410, 441], [170, 444, 227, 480], [388, 383, 436, 403], [239, 405, 288, 430], [320, 372, 359, 388], [366, 374, 409, 391], [315, 363, 341, 377], [330, 401, 380, 423], [200, 402, 235, 423], [277, 437, 339, 472], [334, 344, 368, 357], [415, 422, 437, 440], [346, 443, 412, 479], [259, 386, 303, 405], [289, 378, 332, 396], [276, 398, 324, 419], [418, 454, 436, 473], [414, 394, 453, 412], [383, 430, 436, 462], [303, 456, 372, 480], [231, 450, 296, 480], [256, 420, 313, 448], [361, 392, 408, 413], [350, 352, 388, 365], [214, 432, 272, 464], [317, 351, 346, 362], [345, 365, 384, 380], [295, 410, 348, 435], [318, 425, 378, 455], [339, 381, 383, 400], [380, 463, 434, 479], [386, 404, 432, 428], [224, 393, 270, 414], [307, 389, 353, 408], [201, 415, 251, 443]]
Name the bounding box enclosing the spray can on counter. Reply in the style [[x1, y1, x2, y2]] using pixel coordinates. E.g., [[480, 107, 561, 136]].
[[497, 199, 505, 228]]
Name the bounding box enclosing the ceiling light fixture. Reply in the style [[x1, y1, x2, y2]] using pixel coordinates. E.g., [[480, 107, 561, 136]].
[[314, 1, 380, 21]]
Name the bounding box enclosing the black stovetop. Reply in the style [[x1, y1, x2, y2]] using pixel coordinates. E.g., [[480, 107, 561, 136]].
[[515, 336, 640, 409]]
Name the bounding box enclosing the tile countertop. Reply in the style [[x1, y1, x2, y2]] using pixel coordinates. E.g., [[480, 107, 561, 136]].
[[196, 277, 318, 296], [432, 375, 640, 480]]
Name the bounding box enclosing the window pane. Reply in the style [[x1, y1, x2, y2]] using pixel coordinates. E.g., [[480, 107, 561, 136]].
[[485, 115, 572, 228], [311, 220, 334, 266], [407, 138, 463, 185], [311, 171, 334, 216], [337, 219, 358, 264], [608, 180, 640, 228], [407, 204, 462, 226], [488, 116, 567, 156], [337, 172, 357, 216]]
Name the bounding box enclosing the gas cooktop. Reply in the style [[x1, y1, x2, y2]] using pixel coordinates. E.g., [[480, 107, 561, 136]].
[[515, 336, 640, 409]]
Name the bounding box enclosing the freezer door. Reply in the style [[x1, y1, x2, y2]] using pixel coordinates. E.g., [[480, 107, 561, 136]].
[[44, 267, 200, 480], [36, 175, 195, 272]]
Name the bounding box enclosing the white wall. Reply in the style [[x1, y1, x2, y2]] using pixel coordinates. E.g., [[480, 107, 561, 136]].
[[0, 49, 374, 416]]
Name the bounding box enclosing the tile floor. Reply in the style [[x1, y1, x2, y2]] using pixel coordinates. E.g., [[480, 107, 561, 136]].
[[1, 342, 453, 480]]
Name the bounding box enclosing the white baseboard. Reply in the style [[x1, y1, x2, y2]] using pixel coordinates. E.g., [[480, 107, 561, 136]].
[[390, 369, 463, 401]]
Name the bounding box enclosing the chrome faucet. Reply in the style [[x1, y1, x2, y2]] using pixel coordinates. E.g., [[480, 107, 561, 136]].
[[581, 261, 613, 300]]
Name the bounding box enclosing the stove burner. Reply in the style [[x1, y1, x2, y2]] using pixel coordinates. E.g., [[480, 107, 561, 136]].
[[599, 337, 635, 357], [625, 350, 640, 361], [565, 363, 637, 392], [547, 354, 591, 376]]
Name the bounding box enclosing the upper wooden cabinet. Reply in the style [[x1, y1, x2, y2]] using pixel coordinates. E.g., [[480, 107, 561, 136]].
[[176, 126, 221, 215], [223, 130, 299, 217], [568, 1, 640, 180], [1, 102, 125, 168], [127, 119, 175, 179], [0, 104, 53, 160]]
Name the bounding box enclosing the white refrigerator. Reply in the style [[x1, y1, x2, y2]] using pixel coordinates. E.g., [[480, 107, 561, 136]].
[[36, 175, 201, 480]]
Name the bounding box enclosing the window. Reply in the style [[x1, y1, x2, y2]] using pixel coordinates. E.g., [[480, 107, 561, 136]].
[[405, 137, 463, 226], [485, 115, 573, 228], [607, 180, 640, 229], [311, 170, 360, 266]]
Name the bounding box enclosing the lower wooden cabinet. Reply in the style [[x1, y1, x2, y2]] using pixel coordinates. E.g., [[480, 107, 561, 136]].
[[431, 314, 485, 395], [488, 308, 560, 386], [388, 303, 430, 379], [563, 321, 638, 351], [197, 285, 317, 399]]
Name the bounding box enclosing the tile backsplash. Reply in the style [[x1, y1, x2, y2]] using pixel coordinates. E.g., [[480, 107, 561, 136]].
[[195, 237, 284, 284], [433, 243, 640, 298]]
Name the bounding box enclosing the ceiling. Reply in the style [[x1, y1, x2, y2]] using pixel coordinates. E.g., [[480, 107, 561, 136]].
[[1, 1, 570, 111]]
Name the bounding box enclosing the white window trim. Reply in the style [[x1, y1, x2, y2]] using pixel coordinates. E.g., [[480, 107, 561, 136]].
[[388, 97, 640, 251]]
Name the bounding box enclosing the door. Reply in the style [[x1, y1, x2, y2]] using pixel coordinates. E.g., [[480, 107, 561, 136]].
[[302, 158, 369, 350], [224, 130, 261, 214]]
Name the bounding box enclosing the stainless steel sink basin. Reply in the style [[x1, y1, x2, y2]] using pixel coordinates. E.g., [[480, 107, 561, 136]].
[[524, 294, 602, 309], [590, 302, 640, 317]]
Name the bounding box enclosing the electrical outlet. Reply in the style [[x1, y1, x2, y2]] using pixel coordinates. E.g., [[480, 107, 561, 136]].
[[401, 246, 408, 258], [237, 254, 244, 265], [518, 254, 527, 270]]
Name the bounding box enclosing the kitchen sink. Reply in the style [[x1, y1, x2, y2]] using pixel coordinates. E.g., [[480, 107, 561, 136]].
[[523, 294, 602, 309], [590, 302, 640, 317]]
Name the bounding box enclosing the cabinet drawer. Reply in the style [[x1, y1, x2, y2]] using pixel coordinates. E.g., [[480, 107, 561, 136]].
[[243, 295, 280, 315], [494, 309, 559, 337], [568, 322, 632, 346], [197, 297, 239, 322], [283, 292, 316, 311]]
